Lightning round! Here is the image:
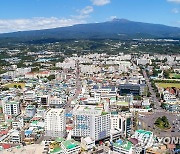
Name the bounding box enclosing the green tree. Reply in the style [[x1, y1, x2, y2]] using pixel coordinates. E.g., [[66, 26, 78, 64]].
[[163, 70, 170, 79], [47, 75, 55, 81]]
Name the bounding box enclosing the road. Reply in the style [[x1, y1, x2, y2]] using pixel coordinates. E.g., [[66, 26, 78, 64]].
[[65, 60, 81, 113], [142, 69, 161, 109], [137, 70, 180, 137], [138, 112, 180, 137]]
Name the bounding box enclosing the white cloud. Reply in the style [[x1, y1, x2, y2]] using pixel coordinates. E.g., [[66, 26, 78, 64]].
[[91, 0, 111, 6], [75, 6, 94, 19], [167, 0, 180, 3], [0, 17, 86, 33], [109, 16, 117, 20], [172, 8, 179, 13], [0, 5, 95, 33], [80, 6, 94, 15]]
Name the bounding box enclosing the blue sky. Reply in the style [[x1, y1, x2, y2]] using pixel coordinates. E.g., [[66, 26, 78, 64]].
[[0, 0, 180, 33]]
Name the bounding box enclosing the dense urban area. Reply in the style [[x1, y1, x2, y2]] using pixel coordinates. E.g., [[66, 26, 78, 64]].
[[0, 39, 179, 154]]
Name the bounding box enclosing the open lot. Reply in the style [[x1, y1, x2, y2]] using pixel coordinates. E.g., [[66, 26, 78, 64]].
[[3, 83, 25, 89], [156, 83, 180, 88]]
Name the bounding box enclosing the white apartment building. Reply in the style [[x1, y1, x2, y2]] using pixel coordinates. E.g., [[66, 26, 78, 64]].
[[118, 61, 132, 73], [24, 90, 35, 101], [163, 90, 177, 102], [72, 105, 111, 141], [45, 108, 66, 138], [56, 59, 76, 69], [91, 86, 117, 100], [3, 101, 20, 116], [12, 118, 24, 129], [80, 65, 101, 75], [111, 112, 132, 137], [9, 130, 21, 143], [49, 96, 63, 107], [137, 58, 151, 65]]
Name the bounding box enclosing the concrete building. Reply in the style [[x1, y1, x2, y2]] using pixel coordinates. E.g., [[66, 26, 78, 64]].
[[72, 105, 111, 141], [111, 112, 132, 137], [61, 139, 81, 154], [24, 90, 35, 101], [9, 130, 21, 143], [25, 105, 36, 118], [49, 96, 63, 108], [45, 108, 66, 138], [112, 139, 133, 154], [137, 58, 151, 65], [118, 84, 146, 96], [3, 101, 20, 116], [81, 137, 95, 151]]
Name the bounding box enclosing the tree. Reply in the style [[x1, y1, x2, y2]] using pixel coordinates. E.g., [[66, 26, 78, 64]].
[[14, 85, 17, 88], [47, 75, 55, 81], [18, 85, 22, 89], [162, 116, 168, 123], [163, 70, 170, 79], [161, 103, 166, 109], [2, 87, 9, 91], [150, 103, 154, 108]]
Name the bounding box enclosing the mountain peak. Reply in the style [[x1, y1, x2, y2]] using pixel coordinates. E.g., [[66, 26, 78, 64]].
[[111, 18, 130, 23]]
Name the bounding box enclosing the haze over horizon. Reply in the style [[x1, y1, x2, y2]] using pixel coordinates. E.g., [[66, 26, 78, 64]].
[[0, 0, 180, 33]]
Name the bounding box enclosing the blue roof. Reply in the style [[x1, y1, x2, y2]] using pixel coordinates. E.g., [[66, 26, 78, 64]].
[[25, 130, 33, 135], [93, 85, 99, 89]]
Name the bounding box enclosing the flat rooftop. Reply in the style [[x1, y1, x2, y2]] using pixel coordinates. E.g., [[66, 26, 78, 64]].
[[73, 105, 105, 116]]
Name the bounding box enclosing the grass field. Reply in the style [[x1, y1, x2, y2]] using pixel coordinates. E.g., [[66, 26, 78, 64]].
[[156, 83, 180, 88], [169, 73, 180, 79], [4, 83, 25, 89]]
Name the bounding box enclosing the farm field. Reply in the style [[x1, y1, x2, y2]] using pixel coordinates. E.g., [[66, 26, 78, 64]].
[[156, 83, 180, 88]]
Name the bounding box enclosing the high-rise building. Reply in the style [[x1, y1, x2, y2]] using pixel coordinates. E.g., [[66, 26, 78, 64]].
[[3, 101, 20, 116], [72, 105, 111, 141], [45, 108, 66, 138], [111, 112, 132, 137]]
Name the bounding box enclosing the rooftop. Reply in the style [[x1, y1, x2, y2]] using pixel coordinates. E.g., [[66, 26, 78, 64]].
[[62, 139, 80, 150], [113, 139, 132, 151], [136, 129, 152, 136], [74, 105, 105, 116], [6, 101, 19, 105]]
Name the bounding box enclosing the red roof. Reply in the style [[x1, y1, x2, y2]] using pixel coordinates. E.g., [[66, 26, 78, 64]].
[[2, 144, 11, 149], [166, 88, 175, 95], [66, 126, 73, 130], [31, 117, 40, 121], [80, 98, 87, 101], [0, 130, 8, 135]]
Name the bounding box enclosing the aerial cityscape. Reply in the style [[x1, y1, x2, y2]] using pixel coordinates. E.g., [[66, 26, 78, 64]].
[[0, 0, 179, 154]]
